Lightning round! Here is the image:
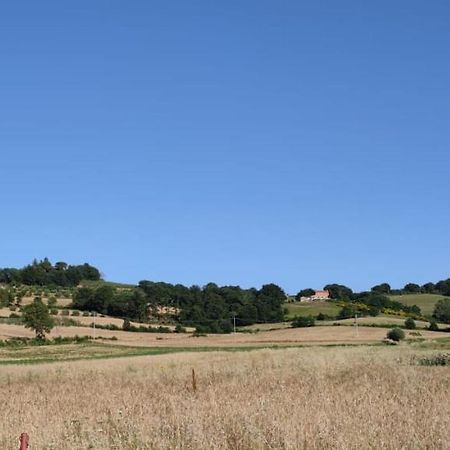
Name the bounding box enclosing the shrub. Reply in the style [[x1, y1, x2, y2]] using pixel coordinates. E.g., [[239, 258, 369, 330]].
[[71, 310, 80, 316], [417, 353, 450, 366], [428, 319, 439, 331], [50, 309, 59, 315], [61, 310, 70, 316], [404, 317, 416, 330], [47, 296, 57, 308], [387, 327, 405, 342], [175, 324, 186, 333], [316, 313, 327, 321], [193, 329, 207, 337], [292, 316, 315, 328]]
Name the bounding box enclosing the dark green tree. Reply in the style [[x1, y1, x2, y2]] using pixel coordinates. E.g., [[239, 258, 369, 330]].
[[428, 319, 439, 331], [371, 283, 391, 294], [403, 283, 421, 294], [295, 288, 316, 301], [324, 284, 353, 300], [404, 317, 416, 330], [387, 327, 405, 342], [433, 298, 450, 324]]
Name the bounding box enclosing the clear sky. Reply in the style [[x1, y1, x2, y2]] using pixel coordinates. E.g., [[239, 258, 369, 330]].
[[1, 1, 449, 293]]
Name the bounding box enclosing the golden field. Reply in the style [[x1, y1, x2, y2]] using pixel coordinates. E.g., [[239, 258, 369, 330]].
[[0, 323, 448, 347], [0, 345, 449, 449]]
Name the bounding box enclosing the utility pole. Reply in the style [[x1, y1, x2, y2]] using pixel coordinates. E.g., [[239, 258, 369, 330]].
[[93, 311, 96, 340], [354, 312, 358, 338], [233, 315, 236, 334]]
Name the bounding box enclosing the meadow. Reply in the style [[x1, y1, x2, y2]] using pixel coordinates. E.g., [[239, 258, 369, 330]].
[[390, 294, 447, 316], [0, 345, 449, 449], [284, 301, 341, 319]]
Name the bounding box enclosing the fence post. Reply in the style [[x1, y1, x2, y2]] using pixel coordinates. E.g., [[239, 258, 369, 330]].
[[19, 432, 29, 450]]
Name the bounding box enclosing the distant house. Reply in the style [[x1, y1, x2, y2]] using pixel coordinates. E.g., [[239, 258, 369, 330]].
[[300, 290, 330, 302]]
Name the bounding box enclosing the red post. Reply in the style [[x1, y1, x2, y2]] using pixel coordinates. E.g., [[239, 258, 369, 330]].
[[19, 433, 29, 450]]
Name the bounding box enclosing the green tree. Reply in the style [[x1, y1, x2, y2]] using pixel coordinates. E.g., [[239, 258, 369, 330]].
[[404, 317, 416, 330], [428, 319, 439, 331], [324, 284, 353, 300], [403, 283, 420, 294], [433, 298, 450, 324], [22, 297, 54, 340], [337, 305, 356, 319], [295, 288, 315, 301], [371, 283, 391, 294], [387, 327, 405, 342]]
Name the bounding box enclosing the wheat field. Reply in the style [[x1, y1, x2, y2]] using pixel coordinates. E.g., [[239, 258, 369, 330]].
[[0, 345, 449, 449]]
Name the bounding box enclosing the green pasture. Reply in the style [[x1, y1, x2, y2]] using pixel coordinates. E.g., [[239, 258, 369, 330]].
[[390, 294, 446, 316], [284, 301, 341, 320]]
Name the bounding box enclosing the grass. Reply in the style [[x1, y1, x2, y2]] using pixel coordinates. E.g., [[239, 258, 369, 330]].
[[0, 345, 449, 449], [284, 301, 341, 319], [390, 293, 447, 316]]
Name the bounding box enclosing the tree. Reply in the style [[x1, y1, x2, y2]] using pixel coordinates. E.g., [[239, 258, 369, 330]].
[[403, 283, 420, 294], [404, 317, 416, 330], [22, 297, 54, 340], [421, 282, 435, 294], [122, 319, 132, 331], [387, 327, 405, 342], [371, 283, 391, 294], [324, 284, 353, 301], [337, 305, 356, 320], [428, 319, 439, 331], [295, 288, 315, 301], [433, 298, 450, 324]]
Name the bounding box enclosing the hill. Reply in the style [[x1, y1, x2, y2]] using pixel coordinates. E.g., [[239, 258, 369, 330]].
[[389, 294, 447, 316]]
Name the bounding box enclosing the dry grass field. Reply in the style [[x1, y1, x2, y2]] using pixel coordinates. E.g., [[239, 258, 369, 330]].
[[1, 323, 448, 347], [0, 345, 449, 449]]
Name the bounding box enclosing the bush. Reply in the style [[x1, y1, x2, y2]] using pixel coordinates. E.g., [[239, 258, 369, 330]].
[[387, 327, 405, 342], [292, 316, 315, 328], [50, 309, 59, 315], [193, 328, 207, 337], [61, 310, 70, 316], [174, 324, 186, 333], [428, 319, 439, 331], [316, 313, 327, 321], [416, 353, 450, 366], [71, 310, 80, 316], [404, 317, 416, 330]]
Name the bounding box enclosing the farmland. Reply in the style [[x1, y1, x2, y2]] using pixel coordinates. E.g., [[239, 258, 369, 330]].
[[1, 344, 449, 449], [0, 294, 449, 449]]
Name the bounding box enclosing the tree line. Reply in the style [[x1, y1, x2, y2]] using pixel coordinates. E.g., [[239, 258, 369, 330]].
[[72, 281, 286, 333], [296, 277, 450, 302], [0, 258, 101, 287]]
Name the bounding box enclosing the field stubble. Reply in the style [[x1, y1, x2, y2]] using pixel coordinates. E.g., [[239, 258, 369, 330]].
[[0, 346, 449, 449]]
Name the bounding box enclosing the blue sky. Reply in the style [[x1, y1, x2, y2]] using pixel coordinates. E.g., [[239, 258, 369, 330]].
[[1, 1, 449, 293]]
